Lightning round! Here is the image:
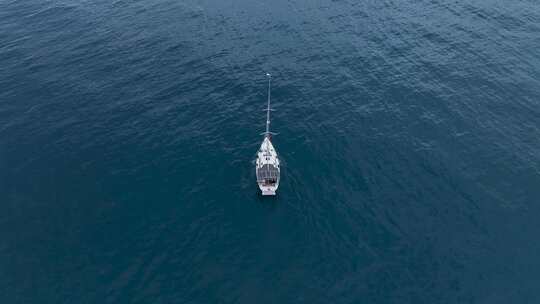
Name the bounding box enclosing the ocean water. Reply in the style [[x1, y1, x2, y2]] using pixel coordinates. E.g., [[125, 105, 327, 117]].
[[1, 0, 540, 302]]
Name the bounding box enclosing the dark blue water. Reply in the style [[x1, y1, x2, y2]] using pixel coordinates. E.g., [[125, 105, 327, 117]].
[[2, 0, 540, 302]]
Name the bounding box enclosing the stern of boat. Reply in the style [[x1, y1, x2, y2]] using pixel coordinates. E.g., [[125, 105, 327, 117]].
[[259, 185, 277, 196]]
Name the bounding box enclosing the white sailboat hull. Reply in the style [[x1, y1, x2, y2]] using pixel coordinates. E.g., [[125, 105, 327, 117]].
[[256, 137, 280, 196]]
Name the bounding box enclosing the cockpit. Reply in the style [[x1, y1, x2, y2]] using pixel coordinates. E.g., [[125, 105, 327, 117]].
[[257, 164, 279, 185]]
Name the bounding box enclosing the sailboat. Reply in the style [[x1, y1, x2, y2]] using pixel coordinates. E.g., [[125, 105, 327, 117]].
[[256, 73, 280, 196]]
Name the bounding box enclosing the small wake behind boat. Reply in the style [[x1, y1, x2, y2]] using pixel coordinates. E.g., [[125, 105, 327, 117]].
[[256, 73, 280, 196]]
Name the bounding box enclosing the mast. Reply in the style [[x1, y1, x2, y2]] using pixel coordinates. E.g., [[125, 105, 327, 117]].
[[263, 73, 276, 138]]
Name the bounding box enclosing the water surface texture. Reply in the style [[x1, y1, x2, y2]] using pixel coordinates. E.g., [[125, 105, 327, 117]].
[[2, 0, 540, 303]]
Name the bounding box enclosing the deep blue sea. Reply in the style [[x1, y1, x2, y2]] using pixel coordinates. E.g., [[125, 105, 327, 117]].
[[2, 0, 540, 303]]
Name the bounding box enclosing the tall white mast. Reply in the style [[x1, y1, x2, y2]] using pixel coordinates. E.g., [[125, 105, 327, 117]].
[[264, 73, 273, 137]]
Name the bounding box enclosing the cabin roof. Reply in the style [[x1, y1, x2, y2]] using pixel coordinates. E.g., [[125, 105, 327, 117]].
[[257, 164, 279, 181]]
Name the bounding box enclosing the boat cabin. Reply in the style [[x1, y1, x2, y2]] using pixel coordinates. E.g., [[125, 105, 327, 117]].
[[257, 164, 279, 185]]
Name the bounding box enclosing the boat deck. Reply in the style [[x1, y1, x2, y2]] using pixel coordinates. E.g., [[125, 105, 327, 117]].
[[256, 164, 279, 182]]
